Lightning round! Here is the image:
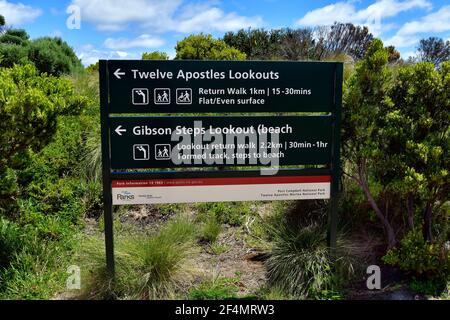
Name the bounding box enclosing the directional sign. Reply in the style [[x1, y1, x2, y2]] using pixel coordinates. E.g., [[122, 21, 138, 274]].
[[99, 59, 343, 277], [106, 60, 338, 113], [109, 116, 332, 169]]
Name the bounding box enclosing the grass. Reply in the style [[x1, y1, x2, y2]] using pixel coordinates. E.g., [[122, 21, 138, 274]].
[[188, 274, 240, 300], [199, 212, 222, 243], [208, 243, 230, 255], [262, 201, 357, 299], [76, 215, 199, 299]]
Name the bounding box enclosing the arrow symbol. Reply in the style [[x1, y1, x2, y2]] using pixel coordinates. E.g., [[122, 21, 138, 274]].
[[113, 68, 125, 79], [115, 125, 126, 136]]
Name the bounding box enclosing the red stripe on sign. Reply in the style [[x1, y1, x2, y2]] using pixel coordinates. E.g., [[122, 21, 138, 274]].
[[112, 176, 331, 188]]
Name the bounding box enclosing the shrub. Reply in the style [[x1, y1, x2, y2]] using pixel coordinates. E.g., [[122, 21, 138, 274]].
[[199, 213, 222, 243], [0, 64, 87, 213], [189, 275, 240, 300], [0, 218, 22, 269], [78, 216, 198, 299], [176, 34, 246, 60], [265, 222, 335, 298], [197, 202, 251, 226], [0, 44, 29, 67], [263, 202, 356, 299], [383, 229, 450, 277], [28, 37, 83, 76], [142, 51, 169, 60]]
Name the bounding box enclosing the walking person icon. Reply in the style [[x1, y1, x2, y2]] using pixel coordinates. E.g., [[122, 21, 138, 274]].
[[155, 144, 171, 160], [154, 88, 171, 104], [161, 91, 168, 102]]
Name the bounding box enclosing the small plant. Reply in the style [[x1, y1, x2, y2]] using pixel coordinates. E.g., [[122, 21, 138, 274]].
[[209, 243, 229, 255], [77, 216, 198, 299], [264, 205, 354, 299], [196, 202, 252, 226], [199, 213, 222, 243], [383, 229, 450, 277], [189, 274, 240, 300], [409, 277, 446, 296]]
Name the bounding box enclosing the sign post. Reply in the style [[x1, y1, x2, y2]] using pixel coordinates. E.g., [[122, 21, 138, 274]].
[[99, 60, 343, 278]]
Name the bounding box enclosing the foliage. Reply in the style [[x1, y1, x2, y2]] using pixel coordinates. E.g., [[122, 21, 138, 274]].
[[383, 229, 450, 277], [0, 23, 82, 75], [323, 23, 374, 60], [189, 275, 240, 299], [0, 29, 29, 45], [196, 202, 252, 226], [85, 61, 99, 73], [199, 212, 222, 243], [265, 221, 335, 298], [409, 277, 448, 296], [175, 34, 246, 60], [78, 216, 198, 299], [263, 202, 355, 298], [0, 64, 87, 214], [28, 37, 83, 76], [142, 51, 169, 60], [223, 23, 373, 61], [0, 217, 22, 269], [417, 37, 450, 66], [342, 38, 397, 247], [386, 61, 450, 241]]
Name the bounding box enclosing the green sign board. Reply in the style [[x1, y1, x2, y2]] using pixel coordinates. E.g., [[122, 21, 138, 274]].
[[109, 116, 332, 169], [99, 59, 342, 278], [107, 60, 336, 113]]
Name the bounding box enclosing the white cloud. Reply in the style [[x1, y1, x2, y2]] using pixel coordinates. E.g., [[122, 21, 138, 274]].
[[0, 0, 42, 25], [76, 44, 140, 66], [386, 5, 450, 48], [296, 0, 431, 35], [104, 34, 165, 49], [69, 0, 262, 33]]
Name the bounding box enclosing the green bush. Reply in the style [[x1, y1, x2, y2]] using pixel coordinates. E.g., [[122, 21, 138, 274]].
[[0, 44, 29, 68], [189, 275, 240, 300], [199, 213, 222, 243], [176, 34, 246, 60], [78, 216, 198, 299], [265, 222, 335, 298], [0, 218, 22, 269], [0, 64, 87, 214], [383, 229, 450, 277], [28, 37, 83, 76], [197, 202, 251, 226], [142, 51, 169, 60]]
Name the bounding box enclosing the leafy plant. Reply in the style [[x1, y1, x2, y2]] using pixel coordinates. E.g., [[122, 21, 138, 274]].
[[189, 275, 240, 300], [176, 34, 246, 60], [199, 212, 222, 243], [383, 229, 450, 277]]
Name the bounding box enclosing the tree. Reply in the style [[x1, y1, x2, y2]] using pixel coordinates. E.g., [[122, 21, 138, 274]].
[[386, 45, 401, 64], [0, 64, 87, 213], [85, 61, 99, 73], [176, 34, 246, 60], [342, 39, 397, 248], [142, 51, 169, 60], [27, 37, 83, 75], [0, 15, 6, 34], [324, 23, 374, 60], [385, 62, 450, 241], [278, 28, 316, 60], [417, 37, 450, 66], [0, 29, 29, 45]]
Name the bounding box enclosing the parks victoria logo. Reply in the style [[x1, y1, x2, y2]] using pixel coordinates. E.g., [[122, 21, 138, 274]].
[[117, 190, 134, 201]]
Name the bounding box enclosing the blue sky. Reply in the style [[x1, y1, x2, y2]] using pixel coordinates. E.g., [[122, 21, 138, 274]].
[[1, 0, 449, 65]]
